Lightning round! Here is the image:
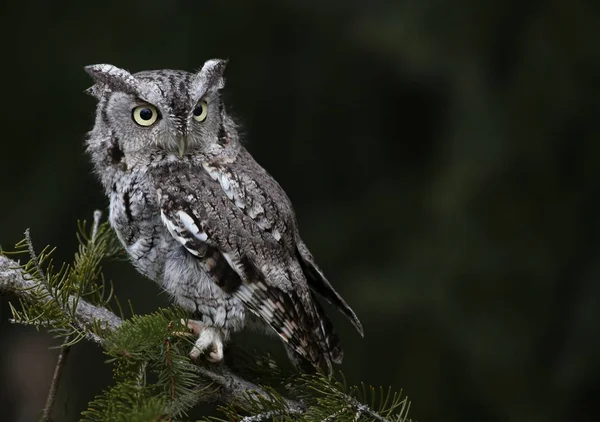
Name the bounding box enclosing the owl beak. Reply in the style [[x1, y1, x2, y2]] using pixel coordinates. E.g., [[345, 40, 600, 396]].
[[178, 138, 187, 157]]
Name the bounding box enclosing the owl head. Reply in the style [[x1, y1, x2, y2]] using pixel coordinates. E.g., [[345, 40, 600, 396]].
[[85, 59, 239, 166]]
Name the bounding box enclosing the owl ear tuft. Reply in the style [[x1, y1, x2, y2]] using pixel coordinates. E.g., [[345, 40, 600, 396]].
[[84, 64, 139, 96], [202, 58, 228, 89], [191, 59, 228, 102], [84, 64, 162, 105]]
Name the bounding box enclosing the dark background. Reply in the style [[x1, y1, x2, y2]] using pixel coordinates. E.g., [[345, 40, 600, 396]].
[[1, 1, 599, 421]]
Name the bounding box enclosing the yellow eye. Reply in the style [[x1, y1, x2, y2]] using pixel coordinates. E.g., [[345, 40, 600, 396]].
[[132, 105, 159, 127], [192, 100, 208, 122]]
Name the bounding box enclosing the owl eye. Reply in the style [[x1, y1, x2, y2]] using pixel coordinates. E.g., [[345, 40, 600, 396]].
[[132, 105, 159, 127], [192, 101, 208, 122]]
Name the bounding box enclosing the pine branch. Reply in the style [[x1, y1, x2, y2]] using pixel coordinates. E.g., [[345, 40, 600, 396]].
[[0, 254, 305, 413], [195, 365, 305, 413], [1, 218, 411, 421], [0, 254, 121, 342]]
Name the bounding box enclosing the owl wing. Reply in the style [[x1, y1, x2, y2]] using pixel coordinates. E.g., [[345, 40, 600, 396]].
[[157, 168, 336, 373], [203, 150, 363, 337]]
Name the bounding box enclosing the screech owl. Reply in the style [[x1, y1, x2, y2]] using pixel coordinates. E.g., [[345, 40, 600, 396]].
[[83, 59, 363, 374]]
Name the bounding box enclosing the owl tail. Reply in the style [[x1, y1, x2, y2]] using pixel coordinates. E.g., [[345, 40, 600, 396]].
[[313, 295, 344, 365], [284, 342, 337, 376], [285, 295, 343, 376]]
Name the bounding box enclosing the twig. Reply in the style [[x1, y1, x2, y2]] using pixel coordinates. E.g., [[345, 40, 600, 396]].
[[8, 318, 58, 327], [41, 337, 72, 422], [91, 210, 102, 244], [24, 229, 47, 285], [166, 322, 175, 400], [335, 395, 391, 422], [322, 404, 354, 422], [240, 410, 288, 422]]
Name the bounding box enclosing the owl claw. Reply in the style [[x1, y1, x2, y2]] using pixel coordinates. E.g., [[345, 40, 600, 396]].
[[208, 341, 224, 362], [185, 319, 224, 362]]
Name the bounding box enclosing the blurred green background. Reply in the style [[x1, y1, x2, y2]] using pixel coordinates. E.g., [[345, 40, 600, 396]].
[[1, 0, 599, 421]]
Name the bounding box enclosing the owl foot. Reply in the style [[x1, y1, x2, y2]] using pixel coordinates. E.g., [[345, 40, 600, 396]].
[[185, 319, 224, 362]]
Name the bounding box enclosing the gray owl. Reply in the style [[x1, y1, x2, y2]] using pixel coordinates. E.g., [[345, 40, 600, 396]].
[[83, 59, 363, 374]]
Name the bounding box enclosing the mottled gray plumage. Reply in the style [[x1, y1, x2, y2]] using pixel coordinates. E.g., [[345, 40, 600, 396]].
[[83, 59, 363, 374]]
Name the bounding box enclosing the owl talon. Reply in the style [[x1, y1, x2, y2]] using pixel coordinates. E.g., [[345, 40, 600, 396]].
[[208, 341, 224, 362], [186, 319, 224, 362]]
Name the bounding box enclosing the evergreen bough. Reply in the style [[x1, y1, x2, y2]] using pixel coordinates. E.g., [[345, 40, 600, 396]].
[[0, 211, 412, 421]]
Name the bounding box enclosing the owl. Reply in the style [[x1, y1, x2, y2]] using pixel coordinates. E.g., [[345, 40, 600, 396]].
[[83, 59, 363, 374]]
